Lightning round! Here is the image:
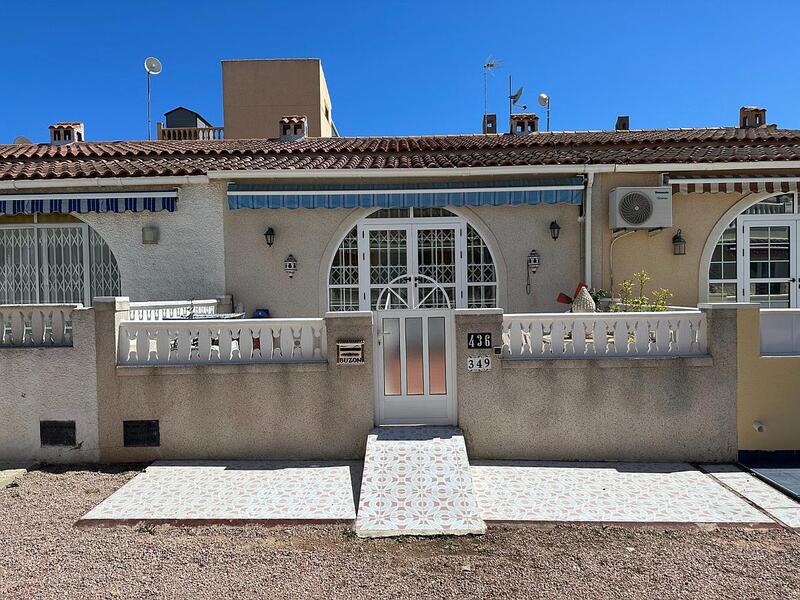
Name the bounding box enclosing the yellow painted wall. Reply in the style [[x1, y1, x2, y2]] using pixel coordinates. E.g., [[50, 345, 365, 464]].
[[737, 306, 800, 451], [592, 173, 745, 306]]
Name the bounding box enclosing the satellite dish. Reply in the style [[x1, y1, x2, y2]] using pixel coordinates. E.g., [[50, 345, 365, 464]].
[[538, 93, 550, 107], [12, 135, 32, 145], [510, 87, 524, 104], [144, 57, 162, 75]]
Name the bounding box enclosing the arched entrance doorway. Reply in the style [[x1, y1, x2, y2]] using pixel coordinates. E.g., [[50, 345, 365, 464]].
[[327, 207, 496, 425], [704, 192, 800, 307], [0, 217, 120, 306], [327, 207, 498, 312]]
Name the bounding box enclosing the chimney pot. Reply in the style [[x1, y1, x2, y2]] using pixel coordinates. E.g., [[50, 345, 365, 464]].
[[615, 115, 630, 131], [482, 114, 497, 134], [48, 122, 84, 146], [510, 113, 539, 135], [739, 106, 767, 129], [279, 115, 308, 141]]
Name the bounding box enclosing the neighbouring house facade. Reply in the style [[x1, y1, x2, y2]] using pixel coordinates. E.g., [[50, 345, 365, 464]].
[[2, 61, 799, 464]]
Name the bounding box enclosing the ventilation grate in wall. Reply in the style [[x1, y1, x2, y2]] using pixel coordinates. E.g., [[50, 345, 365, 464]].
[[40, 421, 76, 447], [123, 420, 160, 447]]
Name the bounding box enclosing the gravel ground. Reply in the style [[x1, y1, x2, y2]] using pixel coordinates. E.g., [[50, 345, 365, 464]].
[[1, 465, 799, 599]]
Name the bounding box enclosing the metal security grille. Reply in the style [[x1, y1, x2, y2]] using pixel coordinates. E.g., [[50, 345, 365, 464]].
[[327, 209, 498, 312], [0, 223, 120, 305]]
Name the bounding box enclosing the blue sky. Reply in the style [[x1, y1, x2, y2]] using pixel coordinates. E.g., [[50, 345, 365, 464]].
[[3, 0, 799, 143]]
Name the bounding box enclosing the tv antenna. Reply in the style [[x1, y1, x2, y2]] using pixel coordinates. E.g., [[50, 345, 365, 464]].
[[482, 56, 502, 116], [144, 57, 163, 141]]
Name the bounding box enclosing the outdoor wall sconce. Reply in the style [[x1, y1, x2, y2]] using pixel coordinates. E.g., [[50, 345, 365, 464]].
[[672, 229, 686, 256], [264, 227, 275, 247], [284, 254, 297, 278], [549, 221, 561, 241]]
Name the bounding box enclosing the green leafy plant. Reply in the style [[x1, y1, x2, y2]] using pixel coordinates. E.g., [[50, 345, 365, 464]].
[[615, 270, 673, 312]]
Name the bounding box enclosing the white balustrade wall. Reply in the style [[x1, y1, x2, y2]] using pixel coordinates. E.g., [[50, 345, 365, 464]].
[[118, 318, 326, 366], [502, 311, 707, 359], [0, 304, 75, 347], [127, 299, 218, 321]]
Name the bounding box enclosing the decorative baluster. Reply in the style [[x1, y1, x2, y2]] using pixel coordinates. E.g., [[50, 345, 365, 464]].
[[573, 319, 587, 357], [501, 321, 512, 356], [291, 327, 303, 360], [551, 320, 566, 356], [676, 319, 691, 354], [156, 327, 171, 363], [312, 326, 323, 359], [270, 327, 283, 359], [634, 319, 649, 354], [218, 327, 233, 362], [196, 328, 212, 362]]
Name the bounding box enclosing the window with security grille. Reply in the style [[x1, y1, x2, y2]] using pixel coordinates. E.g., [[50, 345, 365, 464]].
[[40, 420, 76, 447], [0, 222, 120, 306]]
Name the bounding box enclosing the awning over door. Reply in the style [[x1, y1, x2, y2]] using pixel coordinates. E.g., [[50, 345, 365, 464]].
[[0, 191, 178, 215], [227, 178, 584, 210], [671, 177, 800, 195]]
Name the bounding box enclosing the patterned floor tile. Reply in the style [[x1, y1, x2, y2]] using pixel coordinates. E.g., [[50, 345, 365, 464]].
[[471, 461, 774, 524], [702, 464, 800, 528], [79, 460, 361, 524], [355, 427, 486, 537]]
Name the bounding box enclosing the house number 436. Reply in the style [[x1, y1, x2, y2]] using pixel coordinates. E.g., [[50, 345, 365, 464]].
[[467, 332, 492, 349]]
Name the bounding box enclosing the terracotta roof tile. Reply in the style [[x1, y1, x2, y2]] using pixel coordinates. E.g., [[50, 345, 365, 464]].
[[2, 127, 800, 181]]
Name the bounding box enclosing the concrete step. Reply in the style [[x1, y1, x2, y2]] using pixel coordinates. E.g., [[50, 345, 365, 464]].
[[355, 426, 486, 538]]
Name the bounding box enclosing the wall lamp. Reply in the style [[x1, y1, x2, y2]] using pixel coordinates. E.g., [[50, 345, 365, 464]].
[[549, 221, 561, 241], [672, 229, 686, 256], [264, 227, 275, 247], [284, 254, 298, 278]]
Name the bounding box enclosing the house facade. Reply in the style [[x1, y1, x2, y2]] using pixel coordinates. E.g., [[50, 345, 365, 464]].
[[3, 85, 800, 464]]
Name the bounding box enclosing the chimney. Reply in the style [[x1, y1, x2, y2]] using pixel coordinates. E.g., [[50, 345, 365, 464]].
[[278, 115, 308, 141], [615, 115, 630, 131], [482, 114, 497, 134], [510, 113, 539, 135], [739, 106, 767, 129], [49, 122, 84, 146]]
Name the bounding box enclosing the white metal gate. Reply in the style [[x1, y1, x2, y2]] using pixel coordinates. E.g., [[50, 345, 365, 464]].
[[373, 277, 456, 426], [0, 223, 120, 305]]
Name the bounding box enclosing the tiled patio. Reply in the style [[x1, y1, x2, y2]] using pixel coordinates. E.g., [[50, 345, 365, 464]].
[[79, 460, 360, 526], [470, 461, 776, 526], [78, 456, 800, 532]]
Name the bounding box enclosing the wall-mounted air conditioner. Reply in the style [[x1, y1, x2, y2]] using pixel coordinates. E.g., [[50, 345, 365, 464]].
[[609, 187, 672, 229]]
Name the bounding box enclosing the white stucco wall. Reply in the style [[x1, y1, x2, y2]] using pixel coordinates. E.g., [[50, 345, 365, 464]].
[[80, 182, 227, 302], [0, 307, 99, 463]]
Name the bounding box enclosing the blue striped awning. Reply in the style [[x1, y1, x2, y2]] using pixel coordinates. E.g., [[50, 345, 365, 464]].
[[227, 178, 584, 210], [0, 191, 178, 215]]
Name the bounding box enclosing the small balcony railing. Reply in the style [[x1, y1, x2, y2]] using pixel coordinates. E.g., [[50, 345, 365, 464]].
[[156, 123, 224, 141]]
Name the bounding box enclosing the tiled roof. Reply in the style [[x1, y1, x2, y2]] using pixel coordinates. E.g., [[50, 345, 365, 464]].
[[3, 127, 800, 181]]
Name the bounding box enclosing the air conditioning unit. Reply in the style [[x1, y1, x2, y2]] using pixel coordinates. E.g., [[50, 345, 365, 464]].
[[609, 187, 672, 229]]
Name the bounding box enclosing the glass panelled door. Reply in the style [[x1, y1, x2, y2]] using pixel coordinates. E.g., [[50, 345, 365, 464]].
[[375, 309, 455, 425], [743, 220, 797, 308], [360, 221, 463, 310]]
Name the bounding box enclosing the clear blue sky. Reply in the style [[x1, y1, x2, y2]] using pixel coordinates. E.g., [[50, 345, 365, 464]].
[[4, 0, 799, 143]]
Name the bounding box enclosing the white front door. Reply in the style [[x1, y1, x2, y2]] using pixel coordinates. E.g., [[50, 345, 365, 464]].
[[374, 308, 456, 425], [742, 219, 797, 307]]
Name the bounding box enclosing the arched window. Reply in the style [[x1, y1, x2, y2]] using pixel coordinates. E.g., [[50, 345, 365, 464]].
[[0, 219, 121, 305], [328, 208, 498, 311], [708, 193, 796, 307]]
